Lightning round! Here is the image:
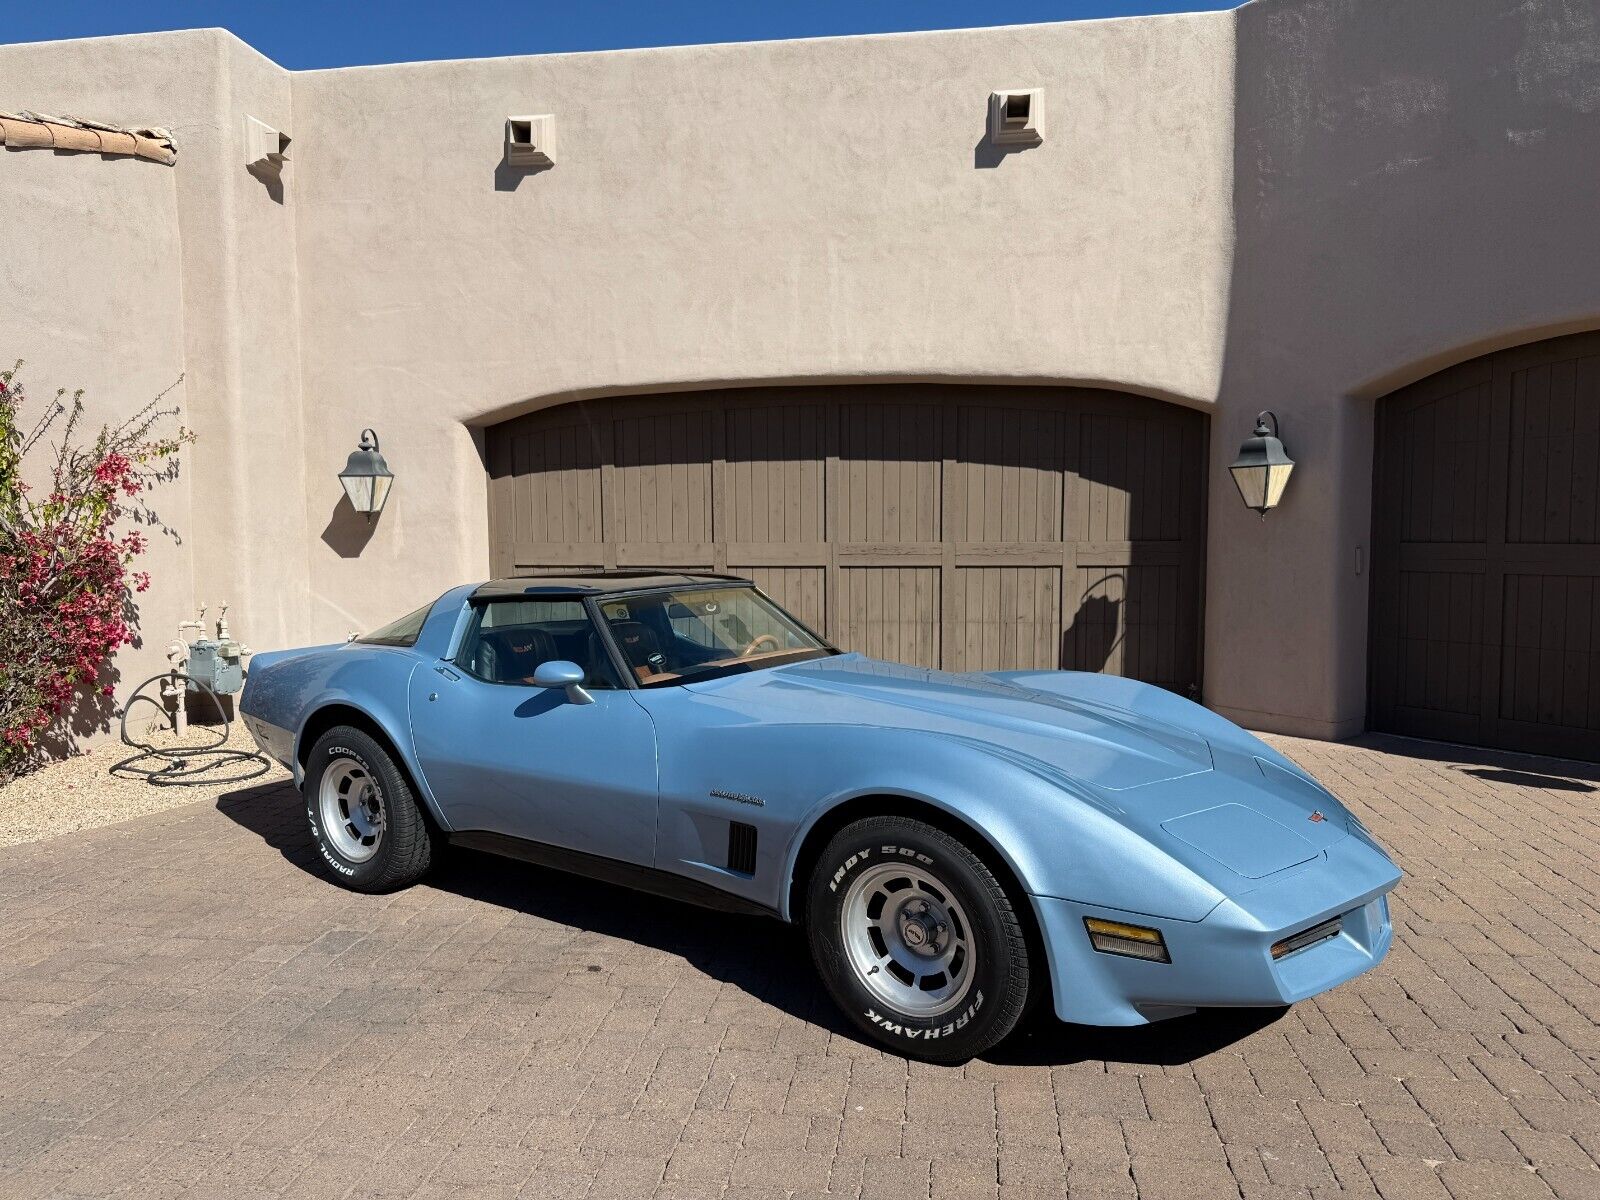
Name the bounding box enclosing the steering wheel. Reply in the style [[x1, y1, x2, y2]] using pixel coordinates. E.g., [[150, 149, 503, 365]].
[[741, 633, 781, 657]]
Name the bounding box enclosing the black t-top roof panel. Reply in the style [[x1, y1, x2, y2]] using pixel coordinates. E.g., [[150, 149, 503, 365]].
[[470, 571, 751, 599]]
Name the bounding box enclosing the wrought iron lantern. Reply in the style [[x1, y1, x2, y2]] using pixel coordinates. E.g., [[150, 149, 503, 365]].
[[1229, 411, 1295, 516], [338, 428, 394, 520]]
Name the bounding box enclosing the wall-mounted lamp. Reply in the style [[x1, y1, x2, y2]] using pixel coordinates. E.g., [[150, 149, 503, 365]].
[[1229, 411, 1295, 517], [338, 429, 394, 521]]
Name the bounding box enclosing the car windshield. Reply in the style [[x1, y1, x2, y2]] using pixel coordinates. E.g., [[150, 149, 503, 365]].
[[597, 585, 832, 686]]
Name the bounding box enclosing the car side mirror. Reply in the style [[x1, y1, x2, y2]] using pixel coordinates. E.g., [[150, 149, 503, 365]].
[[532, 660, 594, 705]]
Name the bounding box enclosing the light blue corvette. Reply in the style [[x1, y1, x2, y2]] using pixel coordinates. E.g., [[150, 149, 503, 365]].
[[240, 572, 1400, 1061]]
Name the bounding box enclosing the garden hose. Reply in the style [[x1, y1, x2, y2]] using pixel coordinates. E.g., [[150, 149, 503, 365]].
[[109, 672, 272, 786]]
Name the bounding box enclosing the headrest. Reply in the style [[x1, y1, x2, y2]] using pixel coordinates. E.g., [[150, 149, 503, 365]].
[[476, 627, 557, 681], [606, 620, 670, 681]]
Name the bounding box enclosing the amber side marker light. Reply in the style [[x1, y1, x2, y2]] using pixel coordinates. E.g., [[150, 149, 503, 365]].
[[1272, 916, 1342, 960], [1084, 917, 1171, 963]]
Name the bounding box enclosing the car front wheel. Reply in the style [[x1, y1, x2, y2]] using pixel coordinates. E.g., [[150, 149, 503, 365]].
[[806, 815, 1032, 1062], [303, 726, 434, 893]]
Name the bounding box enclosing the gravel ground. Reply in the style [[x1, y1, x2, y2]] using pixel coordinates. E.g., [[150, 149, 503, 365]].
[[0, 722, 288, 847]]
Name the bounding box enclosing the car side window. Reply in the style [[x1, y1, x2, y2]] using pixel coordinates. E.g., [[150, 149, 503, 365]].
[[455, 600, 622, 689], [356, 600, 434, 647]]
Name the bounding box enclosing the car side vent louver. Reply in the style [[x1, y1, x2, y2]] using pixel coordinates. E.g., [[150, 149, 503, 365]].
[[727, 821, 758, 875]]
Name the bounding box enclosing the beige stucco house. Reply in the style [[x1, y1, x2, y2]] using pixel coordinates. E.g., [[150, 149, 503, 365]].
[[4, 0, 1598, 762]]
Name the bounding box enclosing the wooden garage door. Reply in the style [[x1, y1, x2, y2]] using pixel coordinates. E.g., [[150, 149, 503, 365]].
[[487, 384, 1207, 693], [1370, 333, 1600, 761]]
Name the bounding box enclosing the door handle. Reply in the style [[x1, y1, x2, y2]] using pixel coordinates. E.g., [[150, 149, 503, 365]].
[[434, 664, 460, 681]]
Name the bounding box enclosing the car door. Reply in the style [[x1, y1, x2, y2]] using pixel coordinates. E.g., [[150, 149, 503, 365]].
[[407, 597, 660, 866]]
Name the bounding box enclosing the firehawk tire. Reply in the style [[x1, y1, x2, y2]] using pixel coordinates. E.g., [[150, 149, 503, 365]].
[[303, 726, 434, 893], [806, 816, 1031, 1063]]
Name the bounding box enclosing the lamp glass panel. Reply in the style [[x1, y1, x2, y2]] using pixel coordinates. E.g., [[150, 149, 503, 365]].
[[1230, 464, 1268, 511], [369, 474, 394, 512], [1264, 462, 1293, 509], [341, 474, 376, 513]]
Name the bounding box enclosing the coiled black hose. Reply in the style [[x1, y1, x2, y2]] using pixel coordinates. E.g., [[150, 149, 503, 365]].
[[109, 672, 272, 786]]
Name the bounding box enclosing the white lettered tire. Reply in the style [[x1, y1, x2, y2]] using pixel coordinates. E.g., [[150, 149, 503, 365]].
[[806, 816, 1032, 1063], [303, 726, 434, 893]]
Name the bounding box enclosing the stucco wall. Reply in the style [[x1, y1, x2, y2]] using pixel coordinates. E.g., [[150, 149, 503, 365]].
[[6, 0, 1600, 748], [0, 31, 308, 731], [289, 14, 1239, 640], [0, 133, 192, 732], [0, 35, 205, 740], [1207, 0, 1600, 737], [191, 36, 311, 659]]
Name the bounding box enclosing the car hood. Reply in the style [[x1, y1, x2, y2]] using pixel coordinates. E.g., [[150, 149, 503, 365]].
[[682, 654, 1214, 791]]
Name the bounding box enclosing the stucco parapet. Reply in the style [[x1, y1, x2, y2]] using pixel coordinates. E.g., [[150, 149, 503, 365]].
[[0, 110, 175, 164]]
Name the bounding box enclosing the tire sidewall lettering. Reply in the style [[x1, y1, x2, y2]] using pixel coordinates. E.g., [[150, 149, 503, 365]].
[[829, 843, 936, 893], [824, 837, 996, 1040], [865, 989, 985, 1041], [307, 742, 381, 877]]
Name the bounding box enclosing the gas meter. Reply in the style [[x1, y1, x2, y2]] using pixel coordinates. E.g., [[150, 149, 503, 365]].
[[176, 603, 250, 696]]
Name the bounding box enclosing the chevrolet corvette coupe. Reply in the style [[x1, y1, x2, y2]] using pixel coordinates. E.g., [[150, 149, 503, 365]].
[[240, 572, 1400, 1061]]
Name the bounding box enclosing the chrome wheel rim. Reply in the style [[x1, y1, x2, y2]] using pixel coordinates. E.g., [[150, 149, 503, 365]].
[[319, 757, 384, 863], [839, 860, 976, 1018]]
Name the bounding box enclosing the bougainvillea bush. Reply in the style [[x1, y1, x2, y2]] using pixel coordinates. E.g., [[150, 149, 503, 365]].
[[0, 363, 190, 783]]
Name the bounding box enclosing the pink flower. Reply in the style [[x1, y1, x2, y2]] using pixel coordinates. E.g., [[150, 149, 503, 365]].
[[0, 368, 184, 778]]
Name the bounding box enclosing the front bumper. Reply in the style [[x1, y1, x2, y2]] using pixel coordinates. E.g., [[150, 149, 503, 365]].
[[1032, 833, 1400, 1026]]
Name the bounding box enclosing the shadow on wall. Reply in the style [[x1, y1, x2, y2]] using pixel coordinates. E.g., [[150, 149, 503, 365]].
[[48, 576, 151, 758], [494, 158, 553, 193], [972, 122, 1040, 170], [321, 494, 378, 558], [246, 161, 283, 204], [52, 667, 120, 756], [58, 486, 193, 754], [1061, 588, 1124, 676], [973, 135, 1036, 169], [215, 776, 1288, 1064]]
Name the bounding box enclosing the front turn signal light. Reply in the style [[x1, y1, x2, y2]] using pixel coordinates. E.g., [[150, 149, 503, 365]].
[[1084, 917, 1171, 963], [1271, 916, 1342, 960]]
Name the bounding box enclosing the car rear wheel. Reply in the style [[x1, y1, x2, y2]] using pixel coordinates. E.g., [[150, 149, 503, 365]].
[[806, 816, 1031, 1062], [303, 726, 434, 893]]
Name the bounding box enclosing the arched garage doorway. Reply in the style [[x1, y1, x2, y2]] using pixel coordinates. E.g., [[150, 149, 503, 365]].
[[1370, 332, 1600, 761], [486, 384, 1208, 693]]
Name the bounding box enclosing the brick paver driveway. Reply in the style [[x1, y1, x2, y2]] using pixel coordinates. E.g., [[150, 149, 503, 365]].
[[2, 734, 1598, 1199]]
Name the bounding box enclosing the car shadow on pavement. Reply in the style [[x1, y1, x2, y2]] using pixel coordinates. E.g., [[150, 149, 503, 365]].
[[989, 1003, 1288, 1067], [218, 779, 1287, 1066], [215, 780, 852, 1040], [1352, 732, 1600, 788]]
